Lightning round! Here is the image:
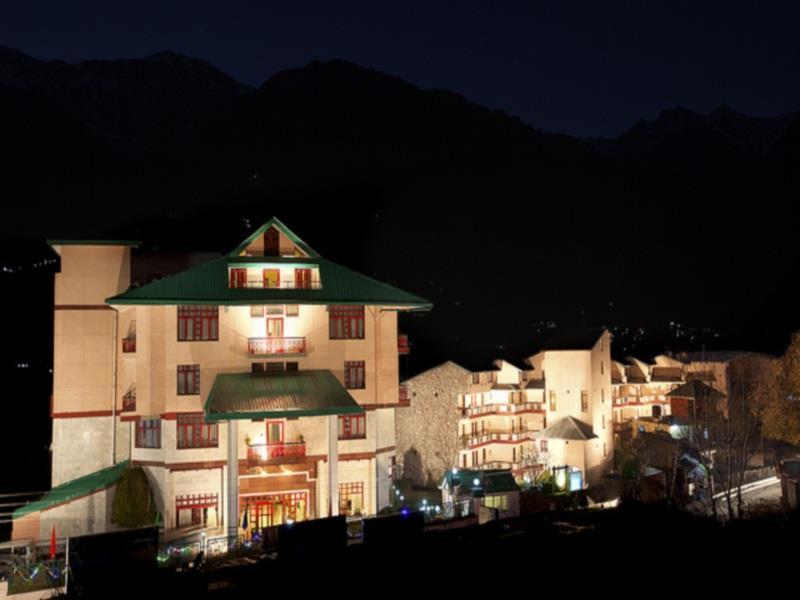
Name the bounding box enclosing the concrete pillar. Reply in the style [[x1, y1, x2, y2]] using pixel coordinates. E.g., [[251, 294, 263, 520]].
[[227, 420, 239, 538], [328, 415, 339, 517]]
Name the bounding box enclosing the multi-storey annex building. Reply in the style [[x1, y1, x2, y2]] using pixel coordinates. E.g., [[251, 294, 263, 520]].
[[397, 328, 614, 489], [13, 218, 430, 540]]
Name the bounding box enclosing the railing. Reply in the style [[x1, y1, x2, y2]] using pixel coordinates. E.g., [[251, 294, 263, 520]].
[[122, 388, 136, 412], [460, 429, 538, 448], [234, 280, 323, 290], [248, 337, 306, 355], [246, 441, 306, 466], [461, 402, 544, 417], [398, 334, 410, 355], [122, 336, 136, 353], [399, 384, 409, 403]]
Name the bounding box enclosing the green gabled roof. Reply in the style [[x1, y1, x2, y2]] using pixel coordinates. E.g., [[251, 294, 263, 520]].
[[230, 217, 320, 258], [13, 461, 130, 519], [204, 369, 364, 421], [106, 255, 431, 308]]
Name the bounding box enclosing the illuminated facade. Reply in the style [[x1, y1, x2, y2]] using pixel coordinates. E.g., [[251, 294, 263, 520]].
[[399, 328, 614, 489], [13, 219, 430, 540]]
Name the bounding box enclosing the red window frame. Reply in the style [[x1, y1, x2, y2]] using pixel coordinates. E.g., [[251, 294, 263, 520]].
[[177, 413, 218, 449], [294, 268, 312, 289], [177, 364, 200, 395], [329, 306, 365, 340], [177, 306, 219, 341], [135, 418, 161, 449], [344, 361, 366, 389], [230, 268, 247, 289], [540, 439, 548, 452], [339, 482, 364, 515], [338, 414, 366, 439]]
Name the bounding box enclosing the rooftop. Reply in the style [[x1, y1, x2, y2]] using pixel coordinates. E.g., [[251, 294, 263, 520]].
[[13, 461, 130, 519], [538, 416, 597, 441], [204, 369, 364, 421], [106, 218, 431, 308]]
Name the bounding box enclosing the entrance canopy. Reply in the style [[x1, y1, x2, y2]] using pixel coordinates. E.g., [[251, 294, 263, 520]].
[[204, 369, 364, 421]]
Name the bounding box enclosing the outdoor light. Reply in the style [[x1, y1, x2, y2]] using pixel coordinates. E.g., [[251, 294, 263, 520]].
[[452, 468, 459, 474], [473, 478, 480, 486]]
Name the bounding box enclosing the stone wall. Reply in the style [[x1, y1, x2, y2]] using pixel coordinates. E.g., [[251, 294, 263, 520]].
[[396, 362, 471, 486]]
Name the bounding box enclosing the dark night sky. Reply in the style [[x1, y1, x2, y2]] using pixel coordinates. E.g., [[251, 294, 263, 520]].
[[2, 0, 800, 137]]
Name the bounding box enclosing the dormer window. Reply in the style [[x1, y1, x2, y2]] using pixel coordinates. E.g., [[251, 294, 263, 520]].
[[227, 264, 321, 290]]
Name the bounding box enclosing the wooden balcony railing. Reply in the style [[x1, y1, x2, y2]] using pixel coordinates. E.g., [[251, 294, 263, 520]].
[[246, 442, 306, 467], [460, 429, 538, 448], [122, 388, 136, 412], [122, 336, 136, 353], [248, 337, 306, 356], [461, 402, 544, 417], [398, 334, 410, 355]]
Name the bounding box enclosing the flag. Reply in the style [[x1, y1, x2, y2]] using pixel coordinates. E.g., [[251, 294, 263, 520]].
[[49, 525, 57, 559]]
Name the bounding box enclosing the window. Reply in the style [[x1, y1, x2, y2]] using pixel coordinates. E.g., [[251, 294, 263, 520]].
[[540, 439, 548, 452], [329, 306, 365, 339], [602, 414, 606, 429], [549, 391, 557, 411], [601, 361, 605, 375], [177, 365, 200, 395], [338, 414, 366, 439], [286, 361, 299, 372], [178, 306, 219, 341], [483, 495, 509, 511], [263, 269, 280, 288], [250, 305, 264, 318], [266, 305, 284, 315], [285, 305, 299, 317], [344, 361, 366, 389], [136, 418, 161, 448], [601, 389, 605, 403], [472, 373, 480, 384], [266, 362, 284, 373], [177, 414, 218, 449], [339, 482, 364, 516], [230, 268, 247, 289], [581, 391, 588, 412]]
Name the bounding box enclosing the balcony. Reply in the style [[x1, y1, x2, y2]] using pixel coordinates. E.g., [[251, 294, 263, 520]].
[[246, 441, 306, 467], [460, 429, 538, 448], [122, 387, 136, 412], [398, 334, 410, 355], [233, 280, 322, 290], [399, 384, 409, 404], [122, 335, 136, 353], [247, 337, 307, 356], [461, 402, 544, 417]]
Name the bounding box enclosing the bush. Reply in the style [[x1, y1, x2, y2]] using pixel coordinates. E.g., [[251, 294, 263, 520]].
[[111, 466, 158, 528]]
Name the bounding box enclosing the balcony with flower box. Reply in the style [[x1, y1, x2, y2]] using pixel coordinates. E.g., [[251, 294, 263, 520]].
[[247, 336, 307, 357], [246, 441, 307, 467]]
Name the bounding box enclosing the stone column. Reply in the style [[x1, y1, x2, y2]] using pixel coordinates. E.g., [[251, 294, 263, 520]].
[[328, 415, 339, 517], [227, 420, 239, 538]]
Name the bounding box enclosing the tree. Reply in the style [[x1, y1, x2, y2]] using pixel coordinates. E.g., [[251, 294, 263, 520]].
[[111, 466, 158, 528], [762, 332, 800, 446]]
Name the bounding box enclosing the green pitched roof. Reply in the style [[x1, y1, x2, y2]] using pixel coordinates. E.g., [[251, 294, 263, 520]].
[[230, 217, 320, 258], [14, 461, 129, 519], [204, 369, 364, 421], [106, 218, 431, 308]]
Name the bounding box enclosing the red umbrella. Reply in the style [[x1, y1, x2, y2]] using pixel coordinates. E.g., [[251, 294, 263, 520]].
[[49, 525, 56, 559]]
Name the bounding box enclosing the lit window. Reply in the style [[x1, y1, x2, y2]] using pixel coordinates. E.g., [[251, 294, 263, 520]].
[[581, 391, 588, 412]]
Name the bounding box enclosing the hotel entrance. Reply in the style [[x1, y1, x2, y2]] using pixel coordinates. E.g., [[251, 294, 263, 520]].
[[240, 492, 308, 530]]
